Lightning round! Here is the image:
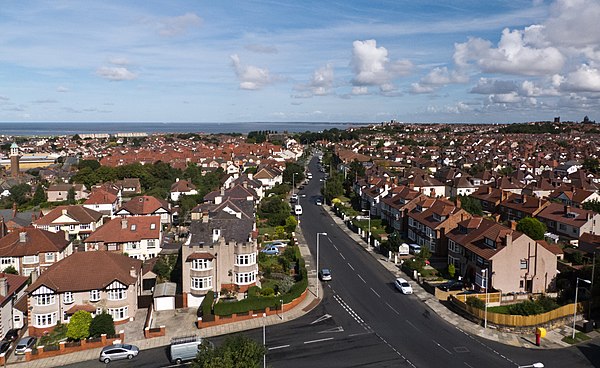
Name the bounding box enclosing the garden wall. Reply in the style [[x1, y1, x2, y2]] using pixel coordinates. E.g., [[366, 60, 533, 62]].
[[24, 331, 125, 362]]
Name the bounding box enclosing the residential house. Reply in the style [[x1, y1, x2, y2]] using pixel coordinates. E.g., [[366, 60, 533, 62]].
[[536, 203, 600, 239], [253, 166, 282, 190], [182, 203, 257, 308], [380, 186, 425, 235], [578, 232, 600, 256], [548, 187, 600, 208], [407, 198, 471, 256], [498, 193, 549, 222], [0, 273, 29, 338], [116, 196, 172, 225], [84, 216, 162, 260], [0, 228, 72, 276], [33, 205, 103, 241], [26, 251, 142, 336], [447, 176, 478, 198], [470, 186, 505, 214], [83, 188, 119, 217], [0, 204, 39, 234], [46, 184, 88, 203], [170, 179, 198, 202], [446, 218, 559, 294], [115, 178, 142, 195]]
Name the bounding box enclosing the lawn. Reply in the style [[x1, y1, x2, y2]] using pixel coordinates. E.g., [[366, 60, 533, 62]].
[[38, 324, 68, 347], [562, 332, 591, 344], [487, 305, 512, 314]]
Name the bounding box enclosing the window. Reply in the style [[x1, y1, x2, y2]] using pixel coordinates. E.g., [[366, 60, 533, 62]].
[[23, 255, 39, 264], [519, 280, 525, 288], [191, 259, 212, 270], [147, 239, 156, 249], [69, 224, 75, 231], [235, 271, 256, 285], [126, 241, 140, 250], [108, 306, 128, 321], [55, 226, 61, 231], [0, 257, 12, 265], [191, 277, 213, 290], [63, 292, 74, 304], [46, 252, 55, 262], [235, 253, 256, 266], [35, 294, 56, 306], [80, 224, 90, 230], [484, 237, 496, 248], [34, 313, 57, 327], [520, 260, 528, 269], [89, 289, 100, 302], [559, 223, 567, 230], [448, 240, 460, 254], [108, 289, 126, 301]]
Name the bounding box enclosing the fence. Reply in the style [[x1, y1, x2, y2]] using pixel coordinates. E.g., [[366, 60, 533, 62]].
[[24, 331, 125, 362], [450, 295, 581, 327], [143, 301, 166, 338]]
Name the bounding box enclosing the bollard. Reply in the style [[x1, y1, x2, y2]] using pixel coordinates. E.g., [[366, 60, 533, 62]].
[[535, 332, 541, 346]]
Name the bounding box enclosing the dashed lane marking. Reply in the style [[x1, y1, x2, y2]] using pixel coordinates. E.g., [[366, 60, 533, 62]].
[[385, 302, 399, 315], [333, 294, 372, 332], [268, 345, 290, 350], [347, 262, 355, 270], [357, 274, 366, 283], [304, 337, 334, 344], [339, 252, 346, 260], [432, 339, 452, 355], [370, 287, 381, 298]]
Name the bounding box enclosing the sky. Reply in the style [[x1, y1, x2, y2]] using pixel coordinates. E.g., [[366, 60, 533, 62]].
[[1, 0, 599, 124]]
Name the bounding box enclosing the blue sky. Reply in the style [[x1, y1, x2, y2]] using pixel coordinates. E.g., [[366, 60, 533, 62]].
[[1, 0, 599, 124]]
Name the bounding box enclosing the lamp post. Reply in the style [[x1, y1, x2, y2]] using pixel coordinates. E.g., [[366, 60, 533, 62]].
[[482, 268, 489, 329], [262, 313, 267, 368], [316, 232, 327, 299], [281, 298, 284, 320], [518, 363, 544, 368], [572, 277, 592, 340], [292, 172, 297, 196], [362, 209, 371, 247]]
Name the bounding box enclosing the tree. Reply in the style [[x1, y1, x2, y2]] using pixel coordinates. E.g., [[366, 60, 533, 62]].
[[516, 217, 547, 240], [192, 335, 266, 368], [382, 231, 403, 255], [89, 312, 115, 338], [282, 162, 305, 187], [9, 183, 31, 206], [284, 215, 297, 233], [77, 159, 100, 171], [153, 255, 178, 282], [31, 185, 47, 206], [2, 265, 18, 275], [458, 196, 483, 216], [447, 263, 456, 279], [67, 310, 93, 340], [67, 187, 76, 204]]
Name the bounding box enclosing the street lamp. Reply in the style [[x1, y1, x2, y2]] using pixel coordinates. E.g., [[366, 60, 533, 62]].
[[262, 313, 267, 368], [281, 298, 284, 320], [518, 363, 544, 368], [362, 209, 371, 247], [572, 277, 592, 340], [316, 232, 328, 299], [481, 268, 489, 329], [292, 172, 297, 196]]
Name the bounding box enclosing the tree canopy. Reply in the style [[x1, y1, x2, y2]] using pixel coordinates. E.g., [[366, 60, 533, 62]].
[[516, 217, 547, 240], [192, 335, 266, 368], [67, 310, 93, 340]]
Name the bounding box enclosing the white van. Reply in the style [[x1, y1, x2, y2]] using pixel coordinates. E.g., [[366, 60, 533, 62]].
[[170, 335, 202, 364], [408, 244, 421, 255], [398, 243, 410, 256], [294, 204, 303, 216]]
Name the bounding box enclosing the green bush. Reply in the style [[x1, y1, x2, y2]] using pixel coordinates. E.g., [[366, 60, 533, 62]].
[[67, 310, 92, 340], [466, 296, 485, 309], [247, 286, 261, 298], [508, 300, 545, 316], [260, 287, 275, 297], [201, 291, 215, 320], [89, 312, 115, 338]]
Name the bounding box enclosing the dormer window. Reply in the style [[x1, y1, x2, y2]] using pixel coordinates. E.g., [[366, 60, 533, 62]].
[[416, 205, 423, 212], [130, 224, 136, 231], [459, 225, 468, 234], [484, 237, 496, 249], [150, 223, 156, 230], [566, 212, 577, 219]]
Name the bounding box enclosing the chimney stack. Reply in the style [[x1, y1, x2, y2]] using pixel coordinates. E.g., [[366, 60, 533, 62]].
[[454, 196, 462, 209], [19, 231, 26, 243], [510, 220, 517, 230], [0, 278, 8, 297], [564, 205, 571, 214], [130, 266, 137, 278], [121, 218, 128, 229]]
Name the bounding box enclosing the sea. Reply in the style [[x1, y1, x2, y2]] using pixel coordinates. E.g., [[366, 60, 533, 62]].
[[0, 122, 368, 137]]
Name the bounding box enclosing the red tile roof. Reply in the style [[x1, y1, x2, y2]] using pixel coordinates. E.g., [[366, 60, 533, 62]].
[[84, 216, 161, 243], [34, 205, 103, 226], [0, 228, 69, 257]]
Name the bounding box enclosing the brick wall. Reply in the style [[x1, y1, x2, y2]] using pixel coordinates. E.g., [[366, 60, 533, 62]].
[[24, 331, 125, 362]]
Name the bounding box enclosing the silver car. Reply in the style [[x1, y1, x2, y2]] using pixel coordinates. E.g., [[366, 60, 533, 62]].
[[99, 344, 139, 363], [14, 336, 36, 355]]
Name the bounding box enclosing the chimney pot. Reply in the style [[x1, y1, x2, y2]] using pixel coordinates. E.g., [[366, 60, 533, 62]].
[[130, 266, 137, 278], [121, 218, 128, 229], [0, 278, 8, 297]]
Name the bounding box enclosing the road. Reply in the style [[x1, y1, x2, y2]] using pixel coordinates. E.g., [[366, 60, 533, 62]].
[[67, 155, 599, 368]]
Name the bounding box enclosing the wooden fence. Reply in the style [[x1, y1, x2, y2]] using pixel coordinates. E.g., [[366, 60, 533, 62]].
[[450, 295, 581, 327]]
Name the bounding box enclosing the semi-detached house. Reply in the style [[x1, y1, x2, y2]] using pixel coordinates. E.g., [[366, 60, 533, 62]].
[[33, 205, 104, 241]]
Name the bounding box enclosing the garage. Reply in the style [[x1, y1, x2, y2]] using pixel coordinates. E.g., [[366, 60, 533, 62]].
[[153, 282, 177, 311]]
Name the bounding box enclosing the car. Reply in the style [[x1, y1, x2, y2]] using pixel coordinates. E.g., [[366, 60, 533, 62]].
[[261, 245, 280, 255], [14, 336, 36, 355], [0, 341, 10, 355], [437, 281, 463, 292], [99, 343, 139, 363], [319, 268, 332, 281], [290, 194, 298, 203], [3, 328, 20, 342], [394, 278, 413, 294], [268, 241, 287, 249], [315, 198, 323, 206]]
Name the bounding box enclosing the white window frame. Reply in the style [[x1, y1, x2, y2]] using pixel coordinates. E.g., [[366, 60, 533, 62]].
[[89, 289, 101, 302], [63, 292, 74, 304], [191, 259, 212, 271], [147, 239, 156, 249], [46, 252, 55, 263], [108, 306, 129, 321], [23, 255, 39, 264], [34, 312, 57, 328], [235, 271, 256, 285], [107, 289, 127, 301], [235, 253, 256, 266], [191, 277, 213, 290], [35, 294, 56, 306]]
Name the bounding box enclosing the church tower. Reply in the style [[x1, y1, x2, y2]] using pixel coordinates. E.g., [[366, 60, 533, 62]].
[[10, 142, 20, 177]]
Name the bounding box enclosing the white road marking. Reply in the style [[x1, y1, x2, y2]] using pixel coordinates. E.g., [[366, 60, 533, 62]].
[[432, 339, 452, 355], [339, 252, 346, 260], [318, 326, 344, 334], [268, 345, 290, 350], [385, 302, 399, 315], [347, 262, 355, 270], [370, 288, 381, 298], [405, 320, 420, 332], [333, 294, 372, 332], [310, 314, 332, 324], [357, 274, 366, 283], [304, 337, 334, 344], [464, 363, 474, 368], [333, 244, 338, 250]]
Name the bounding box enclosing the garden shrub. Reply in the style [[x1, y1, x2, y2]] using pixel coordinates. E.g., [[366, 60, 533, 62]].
[[260, 287, 275, 297], [508, 300, 545, 316], [201, 291, 215, 320], [466, 296, 485, 309], [89, 312, 115, 338]]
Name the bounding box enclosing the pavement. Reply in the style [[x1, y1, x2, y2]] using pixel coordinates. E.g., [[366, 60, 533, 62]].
[[9, 203, 598, 367]]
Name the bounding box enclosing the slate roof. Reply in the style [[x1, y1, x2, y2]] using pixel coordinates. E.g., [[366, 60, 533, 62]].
[[27, 251, 141, 293], [537, 203, 595, 229]]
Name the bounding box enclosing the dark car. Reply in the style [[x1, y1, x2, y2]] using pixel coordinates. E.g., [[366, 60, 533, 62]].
[[0, 341, 10, 355], [3, 328, 19, 342], [438, 281, 463, 291]]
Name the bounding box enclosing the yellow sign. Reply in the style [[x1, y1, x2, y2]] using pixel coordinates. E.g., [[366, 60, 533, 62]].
[[536, 327, 546, 338]]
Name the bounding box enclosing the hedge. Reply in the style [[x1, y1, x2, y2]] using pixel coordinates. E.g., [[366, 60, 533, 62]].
[[201, 291, 215, 321]]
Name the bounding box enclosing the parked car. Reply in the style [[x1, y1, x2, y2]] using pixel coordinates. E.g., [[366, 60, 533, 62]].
[[14, 336, 36, 355], [3, 328, 20, 342], [394, 278, 413, 294], [99, 344, 139, 363], [315, 198, 323, 206], [437, 281, 463, 291], [290, 194, 298, 203], [268, 241, 287, 249], [319, 268, 332, 281], [294, 204, 303, 216], [261, 245, 280, 255], [0, 341, 11, 355]]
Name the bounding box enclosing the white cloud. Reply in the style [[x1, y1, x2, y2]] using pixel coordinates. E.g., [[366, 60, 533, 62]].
[[230, 54, 272, 90], [412, 66, 468, 94], [158, 12, 202, 37], [96, 66, 137, 81], [108, 57, 131, 66], [470, 78, 519, 94], [0, 95, 9, 101], [454, 26, 565, 76], [410, 83, 435, 94], [488, 92, 523, 104], [309, 64, 334, 96], [351, 39, 412, 92], [559, 64, 600, 92], [32, 99, 58, 104], [56, 86, 69, 93], [544, 0, 600, 51], [245, 44, 278, 54], [352, 86, 369, 95]]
